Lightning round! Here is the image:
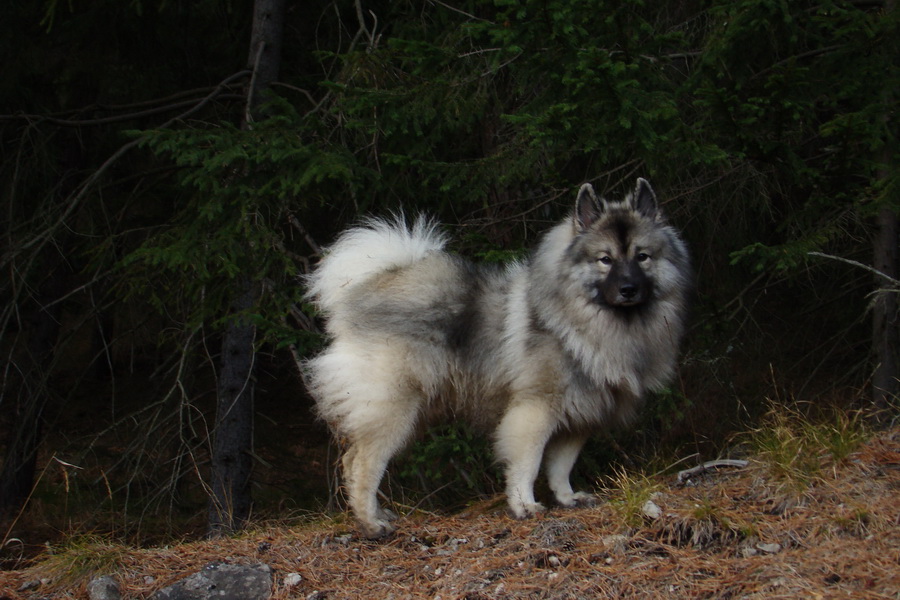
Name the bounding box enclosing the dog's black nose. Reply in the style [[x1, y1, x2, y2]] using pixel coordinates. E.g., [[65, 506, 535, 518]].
[[620, 284, 638, 299]]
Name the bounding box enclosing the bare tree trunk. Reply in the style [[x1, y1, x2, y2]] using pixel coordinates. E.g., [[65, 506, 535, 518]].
[[872, 205, 899, 411], [871, 0, 898, 412], [206, 0, 286, 537], [207, 278, 258, 534], [245, 0, 286, 121]]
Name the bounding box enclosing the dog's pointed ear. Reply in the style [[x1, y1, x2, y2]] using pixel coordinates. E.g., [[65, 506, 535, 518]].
[[575, 183, 603, 230], [631, 178, 658, 218]]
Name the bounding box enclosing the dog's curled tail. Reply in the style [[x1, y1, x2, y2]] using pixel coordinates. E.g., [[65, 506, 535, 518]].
[[305, 214, 447, 311]]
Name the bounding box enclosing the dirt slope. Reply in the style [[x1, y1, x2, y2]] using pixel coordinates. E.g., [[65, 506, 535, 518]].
[[2, 428, 898, 599]]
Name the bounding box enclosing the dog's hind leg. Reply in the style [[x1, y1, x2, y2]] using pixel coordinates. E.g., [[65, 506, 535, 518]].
[[544, 433, 596, 508], [342, 416, 416, 539]]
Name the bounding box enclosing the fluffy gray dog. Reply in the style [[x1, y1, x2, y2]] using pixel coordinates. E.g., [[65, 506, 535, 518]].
[[305, 179, 691, 538]]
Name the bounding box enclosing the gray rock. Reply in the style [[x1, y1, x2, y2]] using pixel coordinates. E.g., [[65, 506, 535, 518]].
[[87, 575, 121, 600], [756, 542, 782, 554], [17, 580, 42, 592], [151, 562, 272, 600], [641, 499, 662, 520]]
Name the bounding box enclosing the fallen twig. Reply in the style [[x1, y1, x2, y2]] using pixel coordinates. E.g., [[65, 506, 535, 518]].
[[676, 459, 749, 485]]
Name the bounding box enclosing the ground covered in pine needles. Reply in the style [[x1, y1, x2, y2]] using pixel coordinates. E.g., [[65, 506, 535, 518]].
[[1, 425, 898, 599]]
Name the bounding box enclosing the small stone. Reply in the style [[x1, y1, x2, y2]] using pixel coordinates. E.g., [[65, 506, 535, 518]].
[[601, 534, 629, 554], [642, 500, 662, 520], [284, 572, 303, 587], [87, 575, 121, 600], [150, 562, 272, 600], [756, 542, 782, 554], [18, 580, 41, 591]]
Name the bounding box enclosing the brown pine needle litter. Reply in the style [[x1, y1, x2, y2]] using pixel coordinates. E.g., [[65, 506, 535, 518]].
[[2, 427, 899, 599]]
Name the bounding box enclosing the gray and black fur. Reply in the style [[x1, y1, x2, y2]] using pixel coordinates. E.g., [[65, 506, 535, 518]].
[[305, 178, 691, 538]]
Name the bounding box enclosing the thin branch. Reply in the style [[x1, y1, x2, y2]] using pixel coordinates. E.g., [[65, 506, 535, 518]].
[[245, 41, 267, 126], [0, 84, 244, 122], [287, 212, 324, 256], [289, 303, 320, 335], [808, 251, 900, 286], [457, 47, 504, 58], [270, 82, 319, 107], [280, 312, 313, 380], [0, 95, 245, 128], [427, 0, 493, 22], [750, 44, 845, 82], [39, 264, 120, 311], [676, 460, 749, 485], [354, 0, 376, 49]]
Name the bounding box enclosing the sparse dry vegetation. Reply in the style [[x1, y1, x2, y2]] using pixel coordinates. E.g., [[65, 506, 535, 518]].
[[2, 417, 897, 599], [743, 405, 872, 498], [27, 535, 129, 591]]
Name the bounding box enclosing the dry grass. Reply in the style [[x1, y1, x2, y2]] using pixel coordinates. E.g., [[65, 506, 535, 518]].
[[1, 425, 898, 599]]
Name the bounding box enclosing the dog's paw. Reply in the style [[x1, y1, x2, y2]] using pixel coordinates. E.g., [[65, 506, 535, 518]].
[[571, 491, 598, 506], [556, 491, 598, 508], [360, 518, 396, 539], [509, 501, 546, 520], [377, 507, 399, 522]]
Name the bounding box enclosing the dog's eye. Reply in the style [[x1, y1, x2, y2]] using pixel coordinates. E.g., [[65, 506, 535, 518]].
[[636, 253, 651, 263], [597, 256, 613, 265]]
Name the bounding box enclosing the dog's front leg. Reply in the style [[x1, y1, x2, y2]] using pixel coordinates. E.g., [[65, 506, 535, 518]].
[[494, 400, 556, 519], [544, 433, 596, 507]]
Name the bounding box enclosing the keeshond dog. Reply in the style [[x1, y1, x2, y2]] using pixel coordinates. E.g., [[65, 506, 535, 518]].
[[305, 178, 690, 538]]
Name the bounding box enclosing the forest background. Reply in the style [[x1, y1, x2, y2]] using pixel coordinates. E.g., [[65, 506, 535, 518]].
[[0, 0, 897, 550]]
